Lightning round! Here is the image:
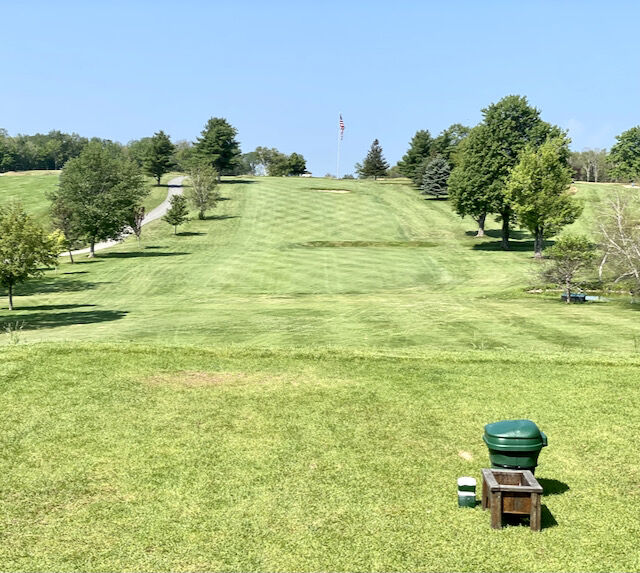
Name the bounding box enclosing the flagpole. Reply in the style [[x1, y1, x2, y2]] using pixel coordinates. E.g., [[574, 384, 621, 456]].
[[336, 113, 342, 179]]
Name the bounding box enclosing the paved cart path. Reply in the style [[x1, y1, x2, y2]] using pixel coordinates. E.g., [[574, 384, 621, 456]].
[[62, 175, 186, 257]]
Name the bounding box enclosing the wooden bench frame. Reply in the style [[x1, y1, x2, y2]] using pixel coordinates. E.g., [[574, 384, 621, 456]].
[[481, 468, 543, 531]]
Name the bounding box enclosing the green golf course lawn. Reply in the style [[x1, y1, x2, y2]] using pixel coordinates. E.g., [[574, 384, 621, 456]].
[[0, 173, 638, 571]]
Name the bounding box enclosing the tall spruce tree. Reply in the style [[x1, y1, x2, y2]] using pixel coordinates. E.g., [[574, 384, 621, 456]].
[[194, 117, 241, 177], [421, 156, 450, 199], [144, 131, 175, 184], [356, 139, 389, 180], [396, 130, 432, 180]]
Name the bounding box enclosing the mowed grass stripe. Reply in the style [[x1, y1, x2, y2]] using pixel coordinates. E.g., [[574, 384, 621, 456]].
[[0, 176, 639, 352]]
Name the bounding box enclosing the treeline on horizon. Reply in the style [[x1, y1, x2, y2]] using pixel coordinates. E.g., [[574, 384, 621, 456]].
[[0, 124, 307, 177]]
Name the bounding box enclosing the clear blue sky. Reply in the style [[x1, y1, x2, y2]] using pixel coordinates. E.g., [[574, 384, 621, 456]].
[[2, 0, 638, 175]]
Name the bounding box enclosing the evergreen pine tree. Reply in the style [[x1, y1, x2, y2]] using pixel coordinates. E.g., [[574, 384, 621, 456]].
[[421, 156, 450, 199], [144, 131, 175, 185], [194, 117, 241, 177], [396, 130, 432, 180], [357, 139, 389, 180]]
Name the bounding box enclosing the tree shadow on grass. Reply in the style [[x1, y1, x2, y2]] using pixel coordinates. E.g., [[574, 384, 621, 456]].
[[177, 231, 206, 236], [143, 245, 168, 250], [0, 309, 128, 330], [541, 505, 558, 529], [98, 251, 190, 259], [62, 271, 88, 275], [471, 239, 556, 252], [204, 214, 238, 221], [16, 303, 96, 311], [538, 478, 570, 496], [16, 279, 101, 296], [464, 229, 529, 240], [220, 179, 255, 184]]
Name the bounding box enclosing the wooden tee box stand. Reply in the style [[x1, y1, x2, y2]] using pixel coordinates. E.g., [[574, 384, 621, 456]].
[[481, 468, 543, 531]]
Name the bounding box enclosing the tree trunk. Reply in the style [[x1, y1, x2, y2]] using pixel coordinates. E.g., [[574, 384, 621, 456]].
[[565, 278, 572, 304], [68, 250, 74, 264], [199, 210, 205, 220], [534, 227, 544, 258], [475, 212, 486, 237], [157, 176, 161, 185], [501, 211, 510, 250], [88, 240, 95, 258], [174, 225, 177, 235], [594, 163, 599, 183], [8, 283, 13, 311]]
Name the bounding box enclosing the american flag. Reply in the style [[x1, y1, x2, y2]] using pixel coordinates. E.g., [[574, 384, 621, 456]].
[[339, 114, 345, 140]]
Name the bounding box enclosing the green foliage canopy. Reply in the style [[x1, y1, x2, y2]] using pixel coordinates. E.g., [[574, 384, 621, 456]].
[[51, 141, 147, 256], [162, 194, 189, 234], [186, 165, 219, 219], [143, 131, 175, 184], [609, 126, 640, 182], [540, 234, 596, 303], [506, 137, 581, 257], [195, 118, 241, 176], [396, 130, 432, 180], [356, 139, 389, 180], [421, 156, 450, 199], [0, 203, 59, 309]]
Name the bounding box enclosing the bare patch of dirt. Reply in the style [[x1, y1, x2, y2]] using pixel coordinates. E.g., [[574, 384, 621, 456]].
[[458, 451, 474, 461], [144, 370, 274, 388]]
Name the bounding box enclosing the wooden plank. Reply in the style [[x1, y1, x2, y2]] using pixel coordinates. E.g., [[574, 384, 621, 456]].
[[482, 468, 500, 491], [490, 491, 502, 529], [482, 473, 489, 510], [530, 492, 541, 531], [502, 492, 531, 515]]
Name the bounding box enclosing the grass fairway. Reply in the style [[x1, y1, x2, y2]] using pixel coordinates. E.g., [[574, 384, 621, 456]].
[[1, 344, 639, 571], [0, 171, 179, 226], [2, 177, 640, 353], [1, 174, 639, 571]]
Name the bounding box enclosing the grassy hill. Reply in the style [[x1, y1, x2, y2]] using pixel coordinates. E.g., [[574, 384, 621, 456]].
[[0, 173, 639, 571], [0, 175, 638, 353], [0, 170, 180, 226]]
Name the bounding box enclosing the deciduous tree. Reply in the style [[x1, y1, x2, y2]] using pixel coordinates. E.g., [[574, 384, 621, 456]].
[[0, 203, 60, 310], [506, 137, 581, 257], [186, 165, 219, 219], [163, 195, 189, 234], [540, 235, 596, 303], [51, 141, 147, 257], [449, 95, 560, 248], [596, 190, 640, 288], [609, 126, 640, 182]]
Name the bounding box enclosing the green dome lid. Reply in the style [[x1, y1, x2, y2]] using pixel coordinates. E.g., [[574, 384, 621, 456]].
[[483, 419, 547, 451]]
